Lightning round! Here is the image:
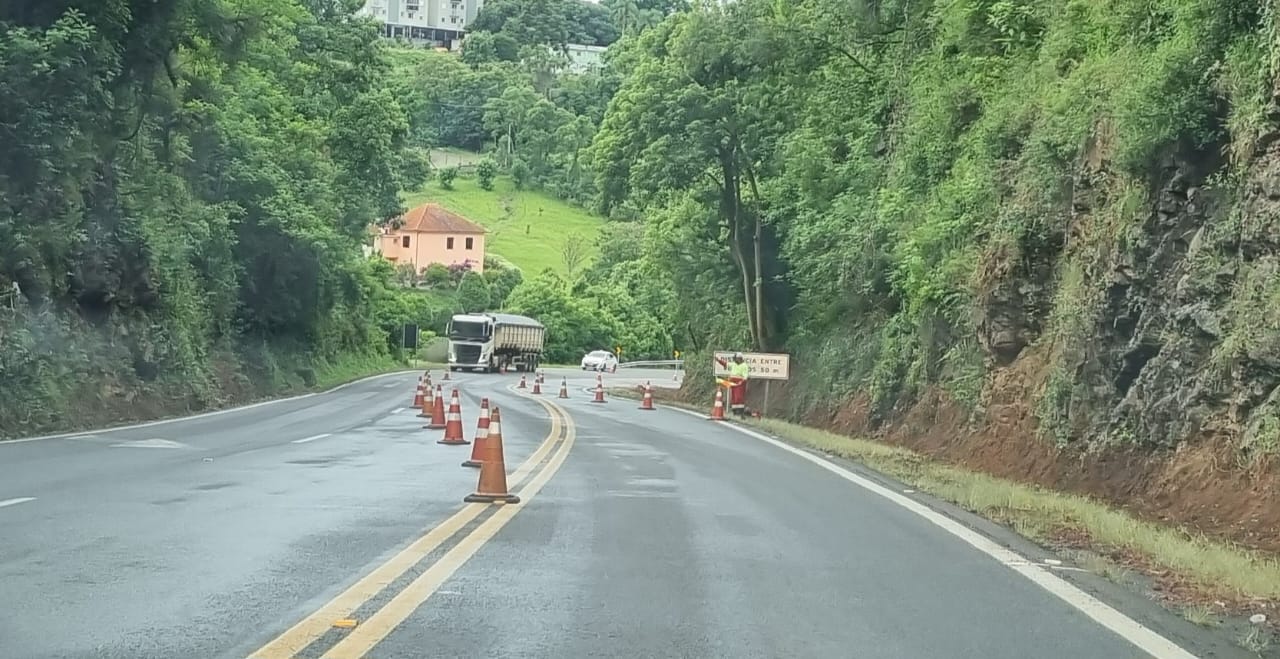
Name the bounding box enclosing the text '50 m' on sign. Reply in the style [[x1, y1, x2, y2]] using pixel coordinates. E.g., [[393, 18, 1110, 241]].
[[712, 352, 791, 380]]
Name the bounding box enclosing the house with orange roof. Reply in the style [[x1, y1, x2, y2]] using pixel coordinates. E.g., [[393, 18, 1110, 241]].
[[375, 202, 487, 273]]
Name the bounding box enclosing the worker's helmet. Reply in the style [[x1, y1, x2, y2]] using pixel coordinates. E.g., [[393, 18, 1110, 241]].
[[733, 352, 744, 361]]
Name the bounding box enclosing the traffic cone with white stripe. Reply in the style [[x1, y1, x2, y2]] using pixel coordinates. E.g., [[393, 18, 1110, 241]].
[[412, 376, 425, 408], [424, 384, 447, 429], [591, 380, 606, 403], [639, 382, 654, 410], [709, 389, 726, 421], [558, 377, 569, 399], [463, 398, 491, 467], [465, 407, 519, 504], [518, 375, 527, 389], [439, 388, 469, 445], [424, 383, 440, 419], [442, 369, 451, 381]]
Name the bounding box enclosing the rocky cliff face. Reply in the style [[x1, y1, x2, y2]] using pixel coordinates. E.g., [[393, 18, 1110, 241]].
[[753, 134, 1280, 553], [951, 134, 1280, 549]]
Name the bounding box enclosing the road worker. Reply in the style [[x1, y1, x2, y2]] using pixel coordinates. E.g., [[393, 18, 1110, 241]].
[[715, 352, 750, 418]]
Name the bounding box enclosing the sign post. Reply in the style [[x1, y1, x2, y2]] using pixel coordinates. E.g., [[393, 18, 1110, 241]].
[[712, 351, 791, 417]]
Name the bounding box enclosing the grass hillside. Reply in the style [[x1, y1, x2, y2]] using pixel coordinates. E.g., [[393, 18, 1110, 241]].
[[403, 175, 605, 276]]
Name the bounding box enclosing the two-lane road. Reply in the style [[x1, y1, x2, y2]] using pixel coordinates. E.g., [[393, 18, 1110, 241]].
[[0, 368, 1242, 658]]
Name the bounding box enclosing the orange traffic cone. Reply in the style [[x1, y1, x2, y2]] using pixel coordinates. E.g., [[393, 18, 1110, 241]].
[[442, 369, 451, 382], [709, 388, 726, 421], [591, 381, 606, 404], [639, 382, 654, 410], [424, 384, 447, 429], [412, 377, 425, 408], [537, 371, 545, 385], [558, 377, 569, 399], [531, 377, 542, 395], [439, 388, 468, 445], [418, 382, 435, 418], [465, 407, 519, 504], [518, 375, 527, 389], [463, 398, 491, 468]]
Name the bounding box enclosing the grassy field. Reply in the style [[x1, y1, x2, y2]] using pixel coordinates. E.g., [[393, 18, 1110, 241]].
[[403, 175, 605, 276]]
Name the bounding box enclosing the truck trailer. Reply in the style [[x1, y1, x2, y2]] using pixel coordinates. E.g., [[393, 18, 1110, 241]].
[[447, 313, 545, 373]]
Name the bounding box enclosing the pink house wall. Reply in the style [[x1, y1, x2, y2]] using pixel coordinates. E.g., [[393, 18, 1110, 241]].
[[377, 230, 486, 273]]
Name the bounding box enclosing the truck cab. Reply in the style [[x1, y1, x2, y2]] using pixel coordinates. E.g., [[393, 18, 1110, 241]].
[[447, 313, 545, 373]]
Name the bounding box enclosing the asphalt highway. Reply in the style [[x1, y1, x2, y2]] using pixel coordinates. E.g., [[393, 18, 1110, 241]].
[[0, 367, 1245, 659]]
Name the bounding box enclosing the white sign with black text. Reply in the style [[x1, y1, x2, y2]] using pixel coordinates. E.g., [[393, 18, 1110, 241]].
[[712, 352, 791, 381]]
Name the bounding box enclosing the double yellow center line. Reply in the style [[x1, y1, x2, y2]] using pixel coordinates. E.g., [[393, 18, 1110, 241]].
[[250, 394, 576, 659]]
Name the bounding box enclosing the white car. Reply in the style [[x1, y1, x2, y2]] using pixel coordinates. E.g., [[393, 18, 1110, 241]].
[[581, 350, 618, 372]]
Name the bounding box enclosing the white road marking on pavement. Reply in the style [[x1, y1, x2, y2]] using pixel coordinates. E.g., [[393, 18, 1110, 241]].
[[0, 497, 36, 509], [2, 370, 419, 445], [390, 407, 405, 415], [110, 439, 190, 449], [671, 408, 1199, 659], [292, 433, 332, 445]]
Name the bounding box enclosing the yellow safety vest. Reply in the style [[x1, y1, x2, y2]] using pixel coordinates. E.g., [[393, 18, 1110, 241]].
[[729, 362, 750, 379]]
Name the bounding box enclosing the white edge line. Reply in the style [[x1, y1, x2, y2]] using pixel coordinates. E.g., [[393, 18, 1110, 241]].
[[291, 433, 333, 445], [667, 406, 1198, 659], [2, 370, 421, 445], [0, 497, 37, 509]]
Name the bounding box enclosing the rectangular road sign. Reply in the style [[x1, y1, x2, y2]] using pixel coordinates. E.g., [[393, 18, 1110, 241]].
[[712, 351, 791, 380]]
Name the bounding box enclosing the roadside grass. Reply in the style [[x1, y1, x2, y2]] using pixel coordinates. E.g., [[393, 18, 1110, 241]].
[[312, 353, 447, 391], [403, 176, 605, 276], [1182, 604, 1220, 628], [745, 417, 1280, 607], [611, 382, 1280, 612]]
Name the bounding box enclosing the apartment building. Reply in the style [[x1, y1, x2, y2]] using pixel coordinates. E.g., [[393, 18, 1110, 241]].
[[358, 0, 485, 48]]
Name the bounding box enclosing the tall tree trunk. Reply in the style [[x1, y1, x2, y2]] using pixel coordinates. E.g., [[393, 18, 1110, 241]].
[[743, 160, 769, 350], [720, 147, 756, 348], [753, 207, 765, 349]]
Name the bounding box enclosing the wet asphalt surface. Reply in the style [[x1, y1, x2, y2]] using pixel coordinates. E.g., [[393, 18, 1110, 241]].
[[0, 367, 1234, 659]]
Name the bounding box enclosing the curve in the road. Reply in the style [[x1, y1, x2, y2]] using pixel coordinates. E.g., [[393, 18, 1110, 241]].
[[664, 406, 1198, 659], [1, 370, 424, 445], [249, 388, 575, 659], [319, 390, 577, 659]]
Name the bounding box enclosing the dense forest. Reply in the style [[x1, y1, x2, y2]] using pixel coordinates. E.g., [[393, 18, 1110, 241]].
[[5, 0, 1280, 554], [438, 0, 1280, 551], [582, 0, 1280, 552], [0, 0, 431, 436]]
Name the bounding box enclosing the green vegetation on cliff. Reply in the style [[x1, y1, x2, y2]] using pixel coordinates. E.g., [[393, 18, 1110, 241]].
[[0, 1, 429, 437], [582, 0, 1280, 565], [591, 0, 1280, 455]]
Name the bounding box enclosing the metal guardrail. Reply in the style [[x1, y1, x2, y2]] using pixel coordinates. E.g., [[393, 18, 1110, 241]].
[[618, 360, 684, 369]]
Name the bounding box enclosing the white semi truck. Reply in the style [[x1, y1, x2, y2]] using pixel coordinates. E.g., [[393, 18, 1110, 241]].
[[446, 313, 546, 373]]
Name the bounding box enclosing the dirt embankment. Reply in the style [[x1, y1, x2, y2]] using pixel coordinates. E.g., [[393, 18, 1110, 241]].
[[815, 351, 1278, 554]]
